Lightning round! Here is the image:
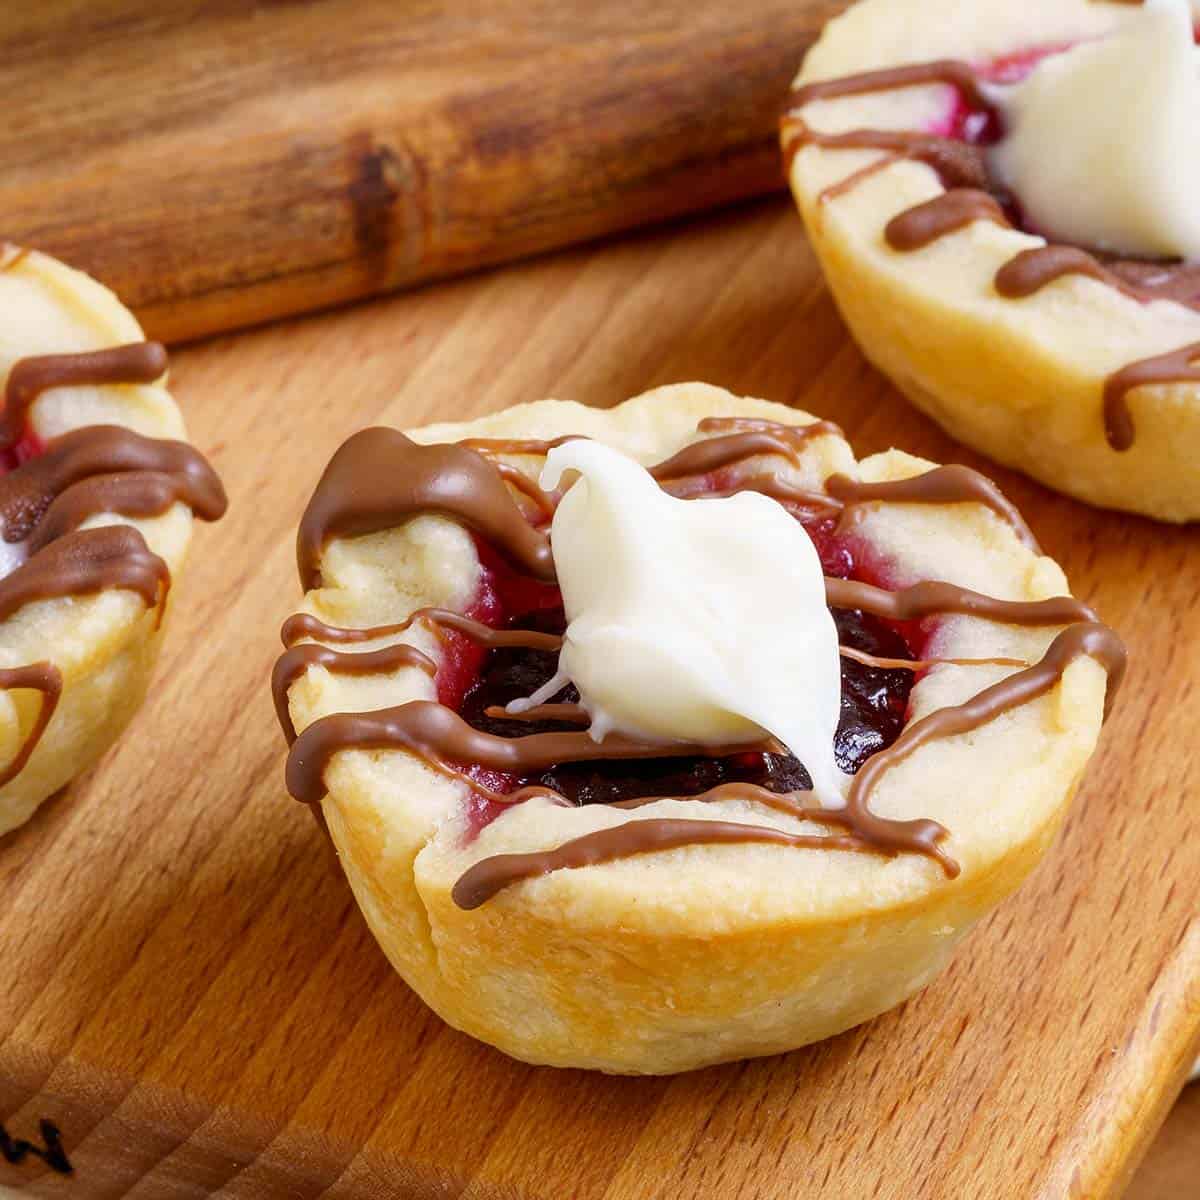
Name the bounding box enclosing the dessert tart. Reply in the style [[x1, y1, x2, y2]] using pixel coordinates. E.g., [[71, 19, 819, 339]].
[[275, 383, 1122, 1074], [0, 246, 226, 836], [782, 0, 1200, 522]]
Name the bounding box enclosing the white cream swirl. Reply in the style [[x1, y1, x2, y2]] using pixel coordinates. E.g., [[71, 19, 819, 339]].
[[988, 0, 1200, 262], [510, 438, 848, 806]]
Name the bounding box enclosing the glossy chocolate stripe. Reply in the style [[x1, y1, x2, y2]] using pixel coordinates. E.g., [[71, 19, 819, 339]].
[[0, 525, 168, 625], [695, 415, 845, 441], [651, 432, 806, 480], [838, 646, 1028, 672], [824, 577, 1095, 627], [818, 153, 903, 203], [272, 642, 438, 744], [827, 466, 1040, 552], [281, 612, 415, 648], [459, 434, 581, 456], [281, 608, 562, 653], [995, 246, 1127, 300], [28, 474, 188, 554], [1, 425, 227, 545], [885, 190, 1008, 252], [1102, 341, 1200, 453], [786, 60, 990, 113], [296, 428, 554, 591], [995, 247, 1200, 311], [651, 424, 840, 483], [484, 702, 590, 725], [662, 472, 839, 511], [0, 662, 62, 788], [285, 700, 770, 806], [2, 343, 168, 449], [782, 120, 991, 192], [453, 624, 1126, 905], [494, 461, 556, 517], [845, 623, 1126, 838], [451, 818, 866, 910]]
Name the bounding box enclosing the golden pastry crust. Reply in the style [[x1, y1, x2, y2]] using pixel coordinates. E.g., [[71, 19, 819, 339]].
[[784, 0, 1200, 522], [0, 250, 207, 835], [281, 383, 1109, 1074]]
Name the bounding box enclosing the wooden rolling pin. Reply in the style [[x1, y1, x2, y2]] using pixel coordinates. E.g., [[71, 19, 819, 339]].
[[0, 0, 845, 343]]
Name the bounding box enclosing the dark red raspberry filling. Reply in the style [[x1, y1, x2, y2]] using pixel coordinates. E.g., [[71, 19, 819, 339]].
[[446, 525, 919, 833]]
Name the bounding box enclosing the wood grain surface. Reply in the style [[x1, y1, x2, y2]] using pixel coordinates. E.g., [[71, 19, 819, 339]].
[[1, 198, 1198, 1198], [0, 0, 844, 346], [1127, 1085, 1200, 1199]]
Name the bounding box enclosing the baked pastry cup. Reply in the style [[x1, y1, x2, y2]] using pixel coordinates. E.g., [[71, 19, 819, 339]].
[[0, 247, 226, 836], [276, 383, 1121, 1074], [783, 0, 1200, 522]]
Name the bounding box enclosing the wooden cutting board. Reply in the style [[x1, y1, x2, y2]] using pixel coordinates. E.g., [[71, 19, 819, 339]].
[[2, 198, 1198, 1199], [0, 0, 844, 345]]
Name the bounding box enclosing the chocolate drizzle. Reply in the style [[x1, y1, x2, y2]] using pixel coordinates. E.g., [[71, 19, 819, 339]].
[[273, 642, 437, 743], [0, 525, 169, 626], [286, 700, 773, 807], [846, 623, 1126, 824], [3, 343, 168, 449], [785, 119, 991, 193], [783, 54, 1200, 450], [1102, 342, 1200, 453], [452, 818, 866, 910], [296, 428, 554, 591], [281, 608, 563, 653], [651, 421, 842, 482], [0, 339, 226, 791], [824, 577, 1094, 627], [995, 246, 1130, 301], [787, 61, 991, 113], [884, 191, 1007, 253], [1, 425, 226, 546], [0, 663, 62, 787], [278, 420, 1123, 906], [827, 466, 1041, 552]]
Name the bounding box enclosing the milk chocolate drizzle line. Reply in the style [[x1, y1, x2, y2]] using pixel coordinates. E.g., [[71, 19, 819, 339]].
[[452, 620, 1125, 909], [287, 701, 780, 807], [281, 608, 562, 652], [1102, 342, 1200, 453], [296, 428, 554, 591], [280, 422, 1123, 905], [826, 467, 1041, 553], [272, 643, 438, 744], [2, 343, 168, 448], [1, 425, 226, 545], [884, 191, 1007, 253], [0, 663, 62, 788], [0, 339, 225, 788], [824, 577, 1094, 627], [0, 525, 169, 626], [452, 819, 867, 910], [783, 56, 1200, 449], [650, 424, 840, 482]]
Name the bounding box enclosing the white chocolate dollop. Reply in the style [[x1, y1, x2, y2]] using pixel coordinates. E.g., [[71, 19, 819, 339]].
[[511, 438, 848, 806], [988, 0, 1200, 262]]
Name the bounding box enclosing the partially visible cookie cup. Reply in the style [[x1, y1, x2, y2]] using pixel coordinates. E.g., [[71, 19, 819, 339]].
[[784, 0, 1200, 521], [0, 249, 223, 835], [280, 385, 1111, 1073]]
